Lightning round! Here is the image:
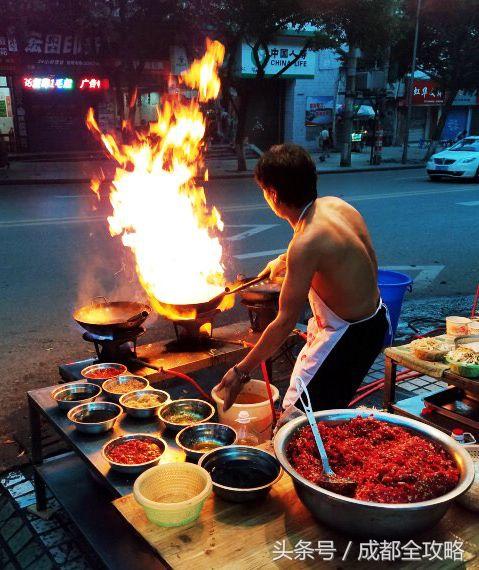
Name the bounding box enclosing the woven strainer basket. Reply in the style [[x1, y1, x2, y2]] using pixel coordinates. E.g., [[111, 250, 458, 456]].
[[133, 462, 212, 527]]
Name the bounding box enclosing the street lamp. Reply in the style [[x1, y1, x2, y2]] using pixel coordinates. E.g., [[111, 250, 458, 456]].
[[401, 0, 422, 164]]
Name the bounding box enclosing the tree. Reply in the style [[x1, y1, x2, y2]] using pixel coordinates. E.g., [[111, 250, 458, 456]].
[[186, 0, 333, 171], [3, 0, 189, 137], [79, 0, 190, 133], [400, 0, 479, 159], [308, 0, 402, 167]]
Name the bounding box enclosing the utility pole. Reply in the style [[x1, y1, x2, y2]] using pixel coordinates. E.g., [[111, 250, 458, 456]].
[[340, 46, 359, 167], [401, 0, 422, 164]]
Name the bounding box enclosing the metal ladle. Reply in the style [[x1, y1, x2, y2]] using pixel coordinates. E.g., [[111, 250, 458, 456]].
[[295, 377, 357, 496]]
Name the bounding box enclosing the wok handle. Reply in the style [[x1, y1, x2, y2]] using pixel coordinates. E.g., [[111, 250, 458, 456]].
[[91, 295, 108, 306], [126, 310, 149, 322], [224, 270, 271, 296]]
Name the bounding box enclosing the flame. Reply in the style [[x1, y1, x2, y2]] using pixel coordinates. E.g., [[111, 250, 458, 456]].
[[181, 39, 225, 102], [87, 40, 232, 320]]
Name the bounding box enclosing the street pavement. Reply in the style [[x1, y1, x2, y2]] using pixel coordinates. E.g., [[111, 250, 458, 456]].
[[0, 168, 478, 464], [0, 145, 426, 184]]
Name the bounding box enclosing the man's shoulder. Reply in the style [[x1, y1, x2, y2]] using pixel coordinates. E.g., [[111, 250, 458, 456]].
[[290, 223, 330, 255]]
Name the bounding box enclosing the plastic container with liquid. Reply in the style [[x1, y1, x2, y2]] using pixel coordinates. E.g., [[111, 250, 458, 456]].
[[234, 410, 260, 447], [211, 379, 279, 442]]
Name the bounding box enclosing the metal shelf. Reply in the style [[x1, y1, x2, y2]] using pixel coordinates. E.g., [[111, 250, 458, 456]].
[[36, 453, 166, 570]]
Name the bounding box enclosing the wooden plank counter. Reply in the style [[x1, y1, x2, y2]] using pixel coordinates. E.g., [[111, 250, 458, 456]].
[[113, 473, 479, 569]]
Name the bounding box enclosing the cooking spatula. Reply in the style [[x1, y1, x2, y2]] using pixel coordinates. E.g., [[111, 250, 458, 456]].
[[295, 377, 357, 496]]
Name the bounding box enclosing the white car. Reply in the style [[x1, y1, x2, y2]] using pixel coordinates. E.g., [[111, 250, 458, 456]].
[[426, 136, 479, 180]]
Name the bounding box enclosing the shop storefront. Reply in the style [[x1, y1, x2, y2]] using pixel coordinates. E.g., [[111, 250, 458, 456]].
[[450, 90, 479, 138], [0, 76, 14, 151], [0, 28, 172, 153], [402, 79, 443, 143], [18, 75, 111, 152], [235, 32, 331, 151]]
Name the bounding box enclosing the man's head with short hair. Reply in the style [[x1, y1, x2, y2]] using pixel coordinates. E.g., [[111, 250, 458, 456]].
[[254, 144, 317, 212]]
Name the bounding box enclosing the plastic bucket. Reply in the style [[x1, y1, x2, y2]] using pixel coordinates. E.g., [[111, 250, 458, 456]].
[[377, 269, 413, 346], [211, 379, 279, 442]]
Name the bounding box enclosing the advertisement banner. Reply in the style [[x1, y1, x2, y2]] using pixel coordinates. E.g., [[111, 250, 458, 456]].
[[305, 96, 334, 126]]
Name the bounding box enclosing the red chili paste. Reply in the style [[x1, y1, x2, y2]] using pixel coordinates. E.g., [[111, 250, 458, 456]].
[[86, 367, 121, 380], [107, 439, 162, 464], [287, 416, 459, 503]]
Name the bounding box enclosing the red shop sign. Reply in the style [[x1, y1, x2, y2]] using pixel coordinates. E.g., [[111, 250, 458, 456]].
[[412, 79, 444, 105]]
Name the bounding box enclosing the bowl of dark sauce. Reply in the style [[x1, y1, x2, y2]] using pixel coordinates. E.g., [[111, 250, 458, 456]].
[[67, 402, 122, 434], [51, 383, 102, 412], [198, 445, 282, 502]]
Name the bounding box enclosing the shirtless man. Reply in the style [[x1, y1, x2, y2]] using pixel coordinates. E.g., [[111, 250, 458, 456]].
[[219, 143, 389, 417]]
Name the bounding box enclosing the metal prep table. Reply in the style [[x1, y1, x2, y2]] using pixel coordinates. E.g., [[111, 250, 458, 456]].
[[28, 321, 299, 569]]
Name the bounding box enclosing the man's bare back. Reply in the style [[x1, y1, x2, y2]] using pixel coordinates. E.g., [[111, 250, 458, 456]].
[[289, 197, 379, 321], [218, 143, 388, 413]]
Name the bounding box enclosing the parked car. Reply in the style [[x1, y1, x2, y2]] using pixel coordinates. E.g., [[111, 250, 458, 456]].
[[426, 136, 479, 181]]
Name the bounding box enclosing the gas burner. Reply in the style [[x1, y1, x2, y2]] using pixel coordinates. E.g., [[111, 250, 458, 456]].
[[82, 327, 145, 362], [241, 299, 279, 332], [167, 310, 219, 351]]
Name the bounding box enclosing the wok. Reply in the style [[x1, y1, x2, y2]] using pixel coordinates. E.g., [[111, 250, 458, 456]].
[[159, 273, 270, 317], [73, 297, 151, 336]]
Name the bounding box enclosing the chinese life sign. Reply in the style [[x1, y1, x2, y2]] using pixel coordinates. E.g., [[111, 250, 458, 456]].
[[412, 80, 444, 105], [305, 96, 334, 126], [23, 77, 109, 91], [239, 37, 315, 79]]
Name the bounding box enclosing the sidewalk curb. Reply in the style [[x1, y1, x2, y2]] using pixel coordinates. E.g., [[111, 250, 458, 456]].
[[0, 163, 425, 186]]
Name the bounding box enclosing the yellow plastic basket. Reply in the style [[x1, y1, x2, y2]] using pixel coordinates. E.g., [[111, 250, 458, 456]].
[[133, 462, 212, 527]]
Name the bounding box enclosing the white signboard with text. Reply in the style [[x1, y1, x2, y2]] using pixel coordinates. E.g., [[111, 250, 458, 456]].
[[239, 37, 315, 79]]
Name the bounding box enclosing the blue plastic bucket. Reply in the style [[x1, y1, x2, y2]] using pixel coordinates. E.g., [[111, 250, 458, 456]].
[[378, 269, 413, 346]]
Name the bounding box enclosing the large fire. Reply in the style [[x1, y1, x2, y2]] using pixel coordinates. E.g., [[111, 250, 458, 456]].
[[87, 40, 232, 320]]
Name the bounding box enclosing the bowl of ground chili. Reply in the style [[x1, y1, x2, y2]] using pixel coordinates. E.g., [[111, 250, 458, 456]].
[[102, 434, 167, 475], [273, 410, 474, 537]]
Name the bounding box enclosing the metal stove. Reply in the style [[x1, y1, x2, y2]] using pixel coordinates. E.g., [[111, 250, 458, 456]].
[[169, 309, 220, 350], [241, 299, 279, 333], [82, 327, 146, 362], [60, 318, 259, 385]]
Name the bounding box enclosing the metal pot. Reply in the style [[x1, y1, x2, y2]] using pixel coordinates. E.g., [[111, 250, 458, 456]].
[[73, 297, 151, 336], [236, 276, 280, 304], [273, 409, 475, 538]]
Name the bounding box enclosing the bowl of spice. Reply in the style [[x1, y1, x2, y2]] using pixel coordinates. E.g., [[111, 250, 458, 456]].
[[102, 434, 167, 475], [51, 382, 102, 412], [158, 399, 215, 433], [120, 389, 171, 419], [176, 423, 237, 461], [81, 363, 127, 386], [102, 375, 149, 402], [67, 402, 122, 434]]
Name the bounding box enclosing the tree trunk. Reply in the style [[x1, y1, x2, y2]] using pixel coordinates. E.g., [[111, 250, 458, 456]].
[[423, 90, 458, 161], [235, 83, 250, 172], [340, 47, 359, 167]]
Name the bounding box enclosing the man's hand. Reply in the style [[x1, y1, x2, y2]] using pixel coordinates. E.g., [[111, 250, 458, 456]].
[[217, 367, 244, 412], [259, 253, 286, 283]]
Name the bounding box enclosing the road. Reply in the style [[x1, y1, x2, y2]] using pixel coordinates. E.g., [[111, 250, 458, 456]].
[[0, 169, 478, 451]]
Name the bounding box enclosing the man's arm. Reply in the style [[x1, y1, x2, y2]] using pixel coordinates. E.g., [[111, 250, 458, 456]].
[[218, 240, 316, 411]]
